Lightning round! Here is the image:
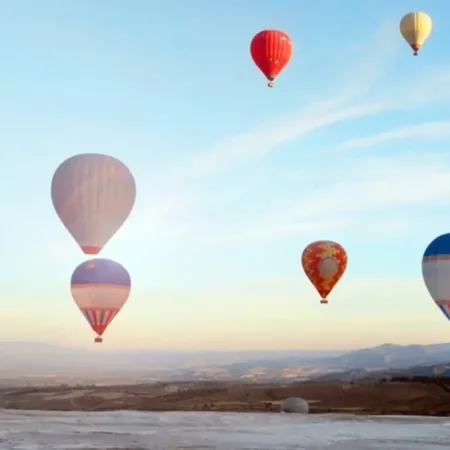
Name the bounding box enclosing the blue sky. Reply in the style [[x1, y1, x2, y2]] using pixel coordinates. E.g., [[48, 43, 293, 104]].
[[1, 0, 450, 350]]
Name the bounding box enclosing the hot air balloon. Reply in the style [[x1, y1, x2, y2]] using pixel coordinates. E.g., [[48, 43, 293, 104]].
[[422, 233, 450, 322], [280, 397, 309, 414], [301, 240, 347, 304], [400, 11, 432, 55], [71, 258, 131, 343], [51, 153, 136, 255], [250, 29, 293, 88]]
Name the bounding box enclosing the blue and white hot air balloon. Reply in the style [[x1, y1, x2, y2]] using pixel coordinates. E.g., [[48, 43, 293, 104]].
[[71, 258, 131, 343], [422, 233, 450, 322]]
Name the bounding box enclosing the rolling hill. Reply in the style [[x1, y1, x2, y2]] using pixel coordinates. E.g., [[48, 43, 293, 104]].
[[2, 341, 450, 384], [321, 343, 450, 369]]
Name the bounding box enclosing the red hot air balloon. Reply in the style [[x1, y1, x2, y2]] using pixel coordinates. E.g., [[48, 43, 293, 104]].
[[51, 153, 136, 255], [71, 258, 131, 343], [250, 29, 293, 88], [301, 240, 347, 305]]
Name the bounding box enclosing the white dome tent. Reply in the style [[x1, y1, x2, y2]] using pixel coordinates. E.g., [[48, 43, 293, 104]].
[[280, 397, 309, 414]]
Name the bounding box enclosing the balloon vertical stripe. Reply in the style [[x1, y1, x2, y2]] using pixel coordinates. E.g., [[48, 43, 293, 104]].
[[400, 11, 432, 55], [71, 258, 131, 342], [51, 153, 136, 254], [250, 29, 293, 87]]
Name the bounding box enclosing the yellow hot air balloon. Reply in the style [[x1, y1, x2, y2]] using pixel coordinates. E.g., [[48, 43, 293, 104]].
[[400, 11, 432, 56]]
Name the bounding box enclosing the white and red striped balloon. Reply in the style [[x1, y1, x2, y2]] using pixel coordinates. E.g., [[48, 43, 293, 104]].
[[71, 258, 131, 343], [51, 153, 136, 254]]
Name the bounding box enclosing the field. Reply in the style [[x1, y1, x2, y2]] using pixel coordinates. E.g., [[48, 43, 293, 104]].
[[1, 377, 449, 415]]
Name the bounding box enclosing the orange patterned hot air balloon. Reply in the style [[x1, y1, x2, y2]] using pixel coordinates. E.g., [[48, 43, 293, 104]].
[[301, 240, 347, 305]]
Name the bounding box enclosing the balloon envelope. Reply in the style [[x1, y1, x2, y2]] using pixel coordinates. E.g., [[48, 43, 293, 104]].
[[51, 153, 136, 254], [422, 233, 450, 321], [280, 397, 309, 414], [400, 11, 432, 55], [71, 258, 131, 340], [250, 29, 292, 87], [301, 240, 347, 304]]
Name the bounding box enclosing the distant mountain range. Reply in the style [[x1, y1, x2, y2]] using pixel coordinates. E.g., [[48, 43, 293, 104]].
[[297, 343, 450, 382], [212, 342, 450, 373], [1, 341, 450, 384], [309, 363, 450, 382], [319, 343, 450, 369], [0, 341, 342, 377]]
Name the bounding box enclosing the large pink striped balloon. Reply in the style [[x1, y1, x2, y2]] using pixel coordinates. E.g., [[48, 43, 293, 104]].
[[51, 153, 136, 254]]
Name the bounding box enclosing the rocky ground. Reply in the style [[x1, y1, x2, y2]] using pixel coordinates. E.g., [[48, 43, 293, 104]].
[[1, 377, 449, 416]]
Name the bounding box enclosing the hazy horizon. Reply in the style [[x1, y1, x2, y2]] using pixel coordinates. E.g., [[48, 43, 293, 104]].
[[0, 339, 448, 353], [1, 1, 450, 350]]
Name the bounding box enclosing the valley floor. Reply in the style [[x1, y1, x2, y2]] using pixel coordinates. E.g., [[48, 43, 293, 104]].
[[1, 378, 449, 416]]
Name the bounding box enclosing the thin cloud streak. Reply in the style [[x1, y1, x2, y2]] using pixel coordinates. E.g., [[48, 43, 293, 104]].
[[155, 21, 401, 184], [148, 154, 450, 248], [124, 84, 450, 249], [335, 121, 450, 151], [330, 19, 400, 101], [159, 35, 447, 184], [35, 21, 450, 261], [174, 101, 389, 180]]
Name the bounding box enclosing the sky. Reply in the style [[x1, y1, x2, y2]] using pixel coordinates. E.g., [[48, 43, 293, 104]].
[[1, 0, 450, 351]]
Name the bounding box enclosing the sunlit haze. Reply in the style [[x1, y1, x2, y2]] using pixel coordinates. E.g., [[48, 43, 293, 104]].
[[1, 0, 450, 351]]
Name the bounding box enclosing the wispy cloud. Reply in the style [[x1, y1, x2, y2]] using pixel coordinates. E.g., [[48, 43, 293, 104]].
[[115, 19, 450, 251], [37, 151, 450, 262], [140, 152, 450, 248], [168, 101, 388, 180], [273, 153, 450, 232], [155, 21, 401, 184], [157, 24, 450, 185], [335, 121, 450, 152], [36, 20, 450, 263], [293, 154, 450, 216], [396, 65, 450, 106], [328, 19, 400, 101]]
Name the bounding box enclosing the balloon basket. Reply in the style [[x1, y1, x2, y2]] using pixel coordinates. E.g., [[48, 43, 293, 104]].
[[94, 337, 103, 343], [320, 299, 328, 305]]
